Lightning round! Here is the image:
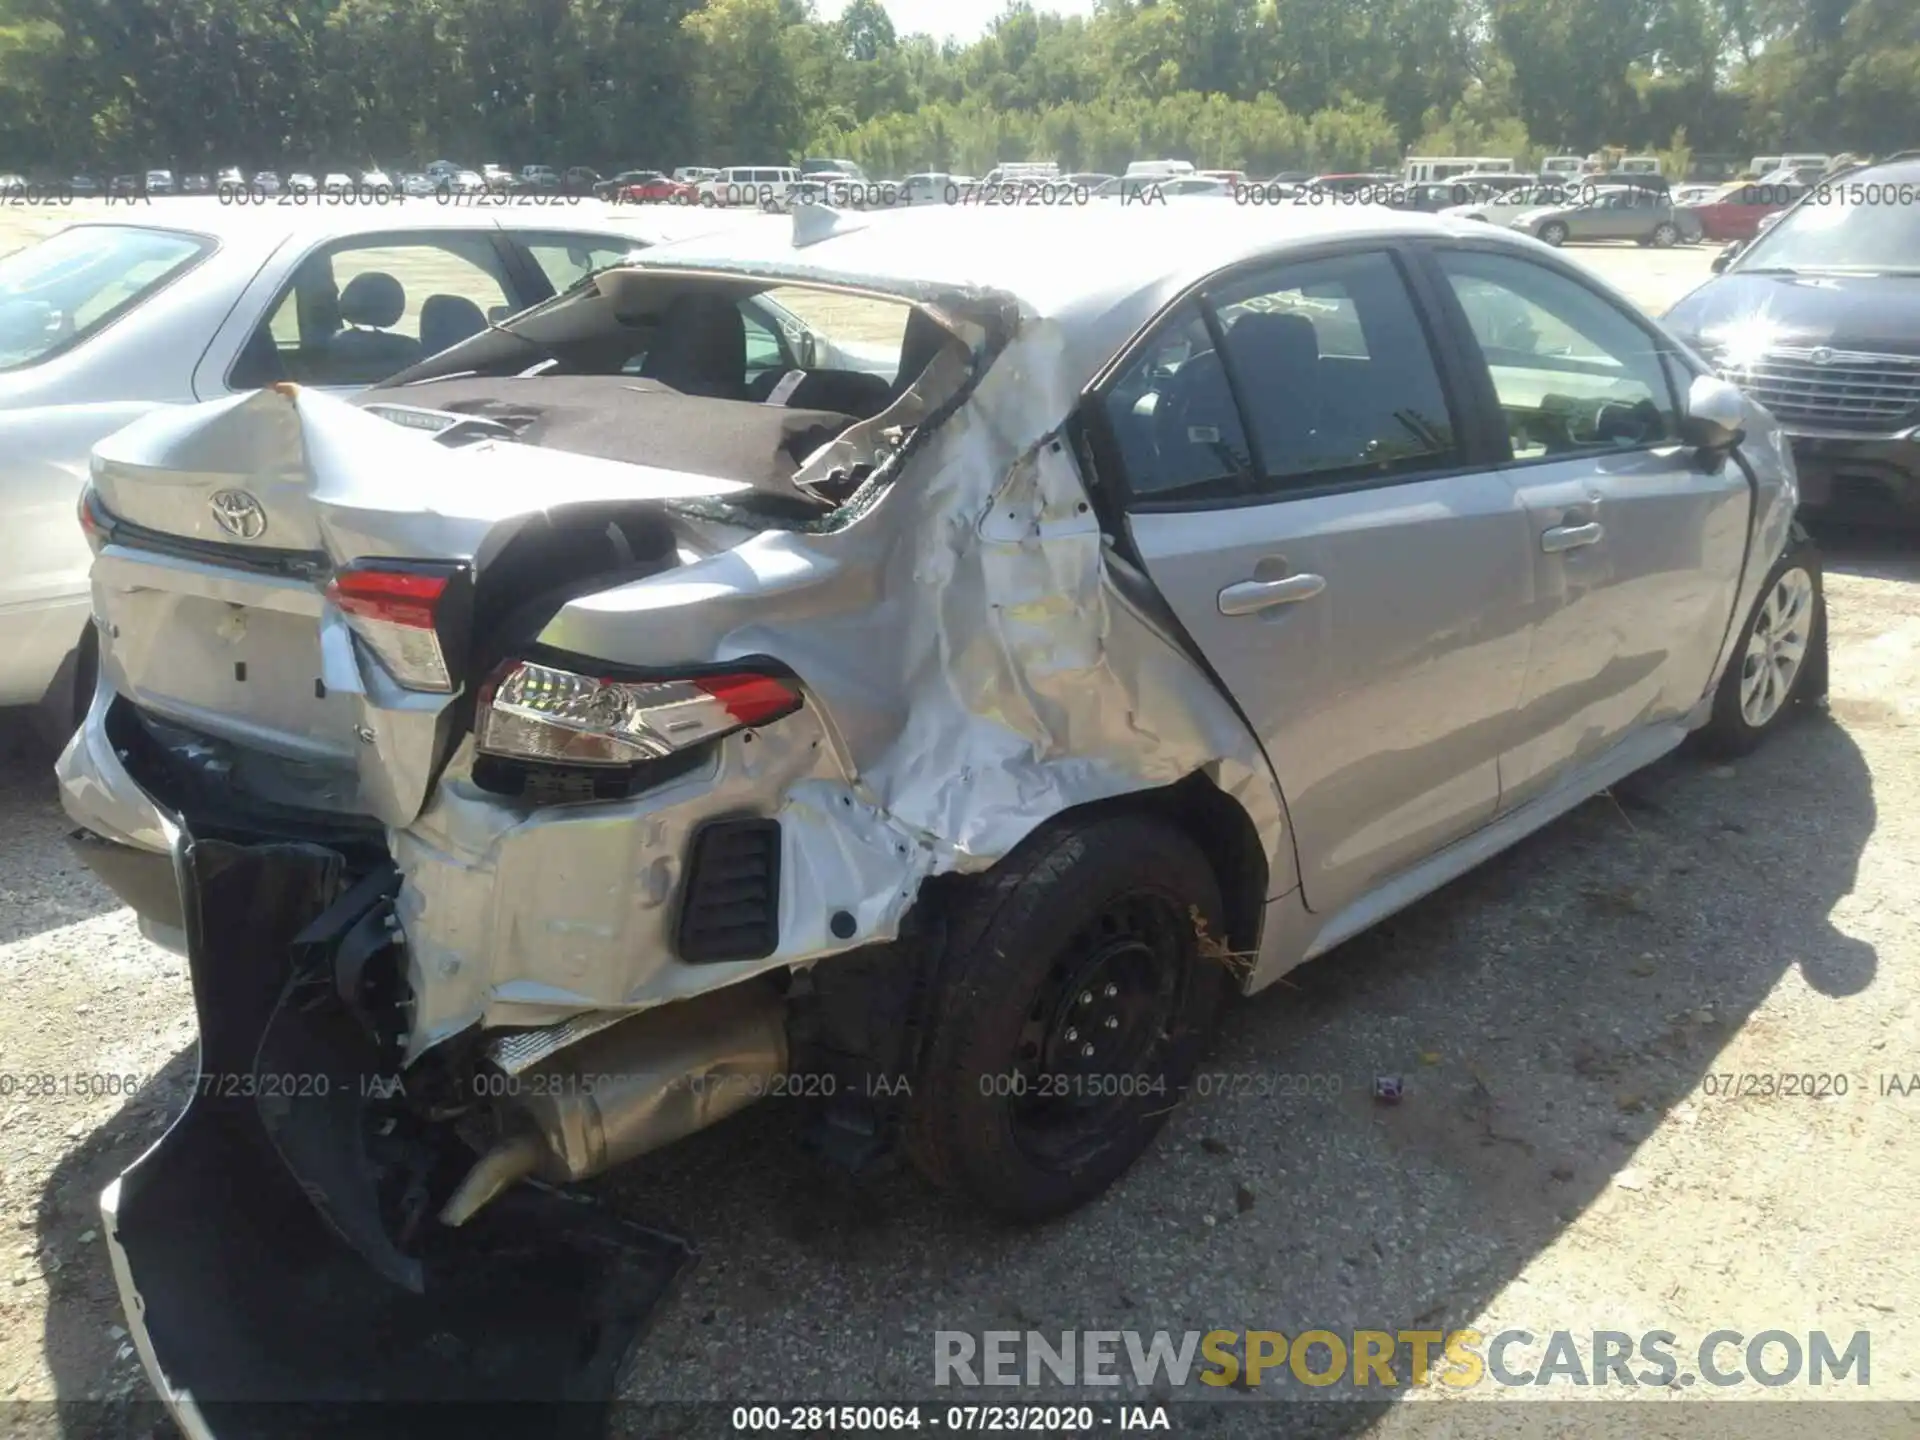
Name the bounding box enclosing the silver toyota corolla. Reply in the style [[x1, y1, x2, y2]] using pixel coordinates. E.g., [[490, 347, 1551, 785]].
[[58, 202, 1823, 1421]]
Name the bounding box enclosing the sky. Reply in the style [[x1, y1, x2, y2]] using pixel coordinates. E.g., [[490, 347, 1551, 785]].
[[815, 0, 1097, 46]]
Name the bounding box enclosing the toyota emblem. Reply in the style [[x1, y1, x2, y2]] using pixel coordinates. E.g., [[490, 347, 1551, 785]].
[[1809, 346, 1835, 366], [208, 488, 268, 540]]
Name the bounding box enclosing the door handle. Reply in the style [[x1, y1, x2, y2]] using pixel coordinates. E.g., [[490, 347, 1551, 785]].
[[1218, 573, 1326, 616], [1541, 521, 1604, 553]]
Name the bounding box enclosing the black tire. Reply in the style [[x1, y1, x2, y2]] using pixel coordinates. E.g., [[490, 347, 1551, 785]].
[[1651, 221, 1680, 248], [1539, 221, 1569, 246], [904, 814, 1229, 1222], [1696, 538, 1825, 757]]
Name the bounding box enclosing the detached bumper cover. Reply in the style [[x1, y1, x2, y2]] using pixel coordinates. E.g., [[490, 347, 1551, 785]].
[[104, 832, 689, 1438]]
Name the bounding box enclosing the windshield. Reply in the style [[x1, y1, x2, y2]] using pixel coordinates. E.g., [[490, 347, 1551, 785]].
[[0, 224, 210, 370], [1737, 180, 1920, 271]]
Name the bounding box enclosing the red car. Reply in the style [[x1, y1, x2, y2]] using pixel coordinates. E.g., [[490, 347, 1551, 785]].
[[1687, 181, 1804, 242], [616, 171, 698, 204]]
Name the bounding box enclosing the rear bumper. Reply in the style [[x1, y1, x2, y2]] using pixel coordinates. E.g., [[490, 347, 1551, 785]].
[[103, 832, 691, 1437]]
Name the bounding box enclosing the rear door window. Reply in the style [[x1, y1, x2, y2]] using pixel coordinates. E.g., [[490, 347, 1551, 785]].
[[1207, 250, 1460, 490], [1098, 302, 1257, 501]]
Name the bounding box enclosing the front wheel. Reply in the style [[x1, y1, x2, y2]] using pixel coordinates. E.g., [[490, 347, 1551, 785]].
[[904, 814, 1229, 1222], [1696, 542, 1825, 756], [1539, 221, 1569, 246]]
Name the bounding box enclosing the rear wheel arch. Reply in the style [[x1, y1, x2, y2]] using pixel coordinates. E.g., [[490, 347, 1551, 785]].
[[948, 772, 1270, 964]]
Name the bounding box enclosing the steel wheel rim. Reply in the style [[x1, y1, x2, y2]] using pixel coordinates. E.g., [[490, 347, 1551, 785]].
[[1739, 567, 1814, 727], [1006, 889, 1190, 1169]]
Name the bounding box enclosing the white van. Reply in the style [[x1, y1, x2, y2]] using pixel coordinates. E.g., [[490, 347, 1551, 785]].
[[984, 162, 1061, 185], [1124, 159, 1196, 180], [1540, 155, 1584, 178], [699, 166, 799, 207], [1402, 156, 1514, 185], [1616, 155, 1663, 175], [1781, 153, 1831, 173]]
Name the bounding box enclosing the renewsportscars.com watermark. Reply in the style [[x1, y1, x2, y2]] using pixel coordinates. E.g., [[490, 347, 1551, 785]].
[[934, 1329, 1871, 1391]]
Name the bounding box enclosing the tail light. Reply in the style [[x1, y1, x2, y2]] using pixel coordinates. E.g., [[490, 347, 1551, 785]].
[[324, 561, 470, 693], [77, 485, 111, 553], [476, 660, 801, 766]]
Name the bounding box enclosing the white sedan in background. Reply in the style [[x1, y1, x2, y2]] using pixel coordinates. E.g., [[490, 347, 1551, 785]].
[[1441, 181, 1588, 227], [0, 202, 679, 731]]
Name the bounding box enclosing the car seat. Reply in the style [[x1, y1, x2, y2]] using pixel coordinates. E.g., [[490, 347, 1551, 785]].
[[638, 292, 748, 399], [420, 294, 488, 355], [325, 272, 424, 383]]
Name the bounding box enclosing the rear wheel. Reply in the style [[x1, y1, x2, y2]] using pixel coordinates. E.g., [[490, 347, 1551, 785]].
[[1539, 221, 1569, 246], [904, 814, 1228, 1222], [1651, 221, 1680, 248]]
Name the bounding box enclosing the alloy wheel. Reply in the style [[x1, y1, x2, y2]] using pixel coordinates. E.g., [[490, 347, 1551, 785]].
[[1738, 566, 1815, 727]]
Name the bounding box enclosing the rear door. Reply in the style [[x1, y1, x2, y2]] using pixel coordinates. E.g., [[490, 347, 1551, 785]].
[[1421, 244, 1750, 813], [1102, 246, 1534, 918]]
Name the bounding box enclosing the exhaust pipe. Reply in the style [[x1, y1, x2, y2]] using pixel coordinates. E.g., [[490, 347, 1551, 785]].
[[441, 980, 787, 1226]]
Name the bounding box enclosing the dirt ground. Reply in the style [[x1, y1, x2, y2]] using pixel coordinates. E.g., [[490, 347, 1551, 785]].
[[0, 216, 1916, 1436]]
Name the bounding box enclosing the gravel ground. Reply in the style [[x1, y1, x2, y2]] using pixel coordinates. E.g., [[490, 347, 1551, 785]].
[[0, 237, 1916, 1439]]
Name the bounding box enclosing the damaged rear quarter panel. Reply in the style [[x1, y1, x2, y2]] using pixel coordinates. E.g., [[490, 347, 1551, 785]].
[[490, 297, 1292, 1038]]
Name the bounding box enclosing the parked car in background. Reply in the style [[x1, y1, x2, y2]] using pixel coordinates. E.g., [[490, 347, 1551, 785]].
[[1444, 181, 1585, 227], [451, 169, 486, 194], [144, 170, 175, 195], [1306, 173, 1397, 197], [400, 172, 436, 198], [0, 201, 678, 734], [1684, 180, 1805, 242], [250, 171, 282, 195], [360, 169, 394, 195], [69, 174, 101, 196], [1664, 154, 1920, 519], [215, 167, 244, 190], [1065, 171, 1117, 190], [901, 172, 956, 204], [596, 169, 657, 199], [320, 172, 353, 191], [615, 171, 696, 203], [674, 166, 720, 186], [57, 203, 1822, 1430], [516, 165, 561, 192], [481, 163, 512, 190], [1673, 183, 1721, 206], [285, 173, 317, 194], [1510, 182, 1702, 246], [699, 166, 799, 207], [1396, 180, 1474, 212], [562, 166, 600, 194], [801, 158, 867, 181]]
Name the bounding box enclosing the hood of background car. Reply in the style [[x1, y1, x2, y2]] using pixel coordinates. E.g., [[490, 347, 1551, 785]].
[[1665, 270, 1920, 358]]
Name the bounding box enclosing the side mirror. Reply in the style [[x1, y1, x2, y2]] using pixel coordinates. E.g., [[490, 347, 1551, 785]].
[[1679, 373, 1747, 453]]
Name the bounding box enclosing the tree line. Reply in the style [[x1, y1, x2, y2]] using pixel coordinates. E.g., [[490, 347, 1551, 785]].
[[0, 0, 1915, 178]]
